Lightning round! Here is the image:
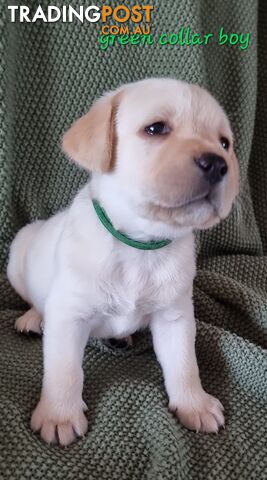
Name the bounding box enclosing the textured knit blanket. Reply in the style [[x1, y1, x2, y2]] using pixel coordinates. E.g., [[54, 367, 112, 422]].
[[0, 1, 266, 479]]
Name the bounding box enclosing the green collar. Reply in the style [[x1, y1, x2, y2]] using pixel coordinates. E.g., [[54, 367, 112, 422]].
[[92, 199, 172, 251]]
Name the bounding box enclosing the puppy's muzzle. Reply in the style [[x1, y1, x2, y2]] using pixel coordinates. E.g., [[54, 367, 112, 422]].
[[195, 153, 228, 185]]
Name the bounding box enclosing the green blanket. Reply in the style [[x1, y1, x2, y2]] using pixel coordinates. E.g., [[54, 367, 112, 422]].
[[0, 1, 266, 479]]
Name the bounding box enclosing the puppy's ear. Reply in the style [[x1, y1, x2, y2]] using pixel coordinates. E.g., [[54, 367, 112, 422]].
[[62, 91, 121, 172]]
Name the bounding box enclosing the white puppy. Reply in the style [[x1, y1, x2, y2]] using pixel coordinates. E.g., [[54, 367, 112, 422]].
[[7, 78, 239, 446]]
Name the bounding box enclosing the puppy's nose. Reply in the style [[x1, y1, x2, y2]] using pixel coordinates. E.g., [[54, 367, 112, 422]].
[[195, 153, 228, 184]]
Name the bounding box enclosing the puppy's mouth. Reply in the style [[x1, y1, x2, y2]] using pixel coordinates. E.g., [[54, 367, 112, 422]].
[[178, 192, 211, 208], [152, 190, 219, 213], [146, 189, 223, 229]]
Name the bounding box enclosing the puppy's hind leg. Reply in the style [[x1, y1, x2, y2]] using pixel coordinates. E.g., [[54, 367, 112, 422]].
[[15, 307, 43, 335], [7, 221, 45, 303], [105, 335, 133, 350]]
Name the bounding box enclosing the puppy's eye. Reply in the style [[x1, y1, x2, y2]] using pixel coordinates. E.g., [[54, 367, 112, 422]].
[[220, 136, 230, 150], [145, 122, 170, 136]]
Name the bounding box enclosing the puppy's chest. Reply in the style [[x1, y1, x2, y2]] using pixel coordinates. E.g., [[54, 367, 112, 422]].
[[97, 252, 184, 318]]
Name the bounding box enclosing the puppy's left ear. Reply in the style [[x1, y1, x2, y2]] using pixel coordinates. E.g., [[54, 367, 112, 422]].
[[62, 90, 121, 172]]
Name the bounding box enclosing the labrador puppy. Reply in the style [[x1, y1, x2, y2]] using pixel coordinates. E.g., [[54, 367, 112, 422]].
[[7, 78, 239, 446]]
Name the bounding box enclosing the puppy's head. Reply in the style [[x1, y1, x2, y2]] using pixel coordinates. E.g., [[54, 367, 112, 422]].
[[63, 78, 239, 231]]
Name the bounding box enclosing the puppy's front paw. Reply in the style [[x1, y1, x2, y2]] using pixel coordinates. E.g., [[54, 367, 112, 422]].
[[31, 397, 88, 446], [170, 390, 224, 433]]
